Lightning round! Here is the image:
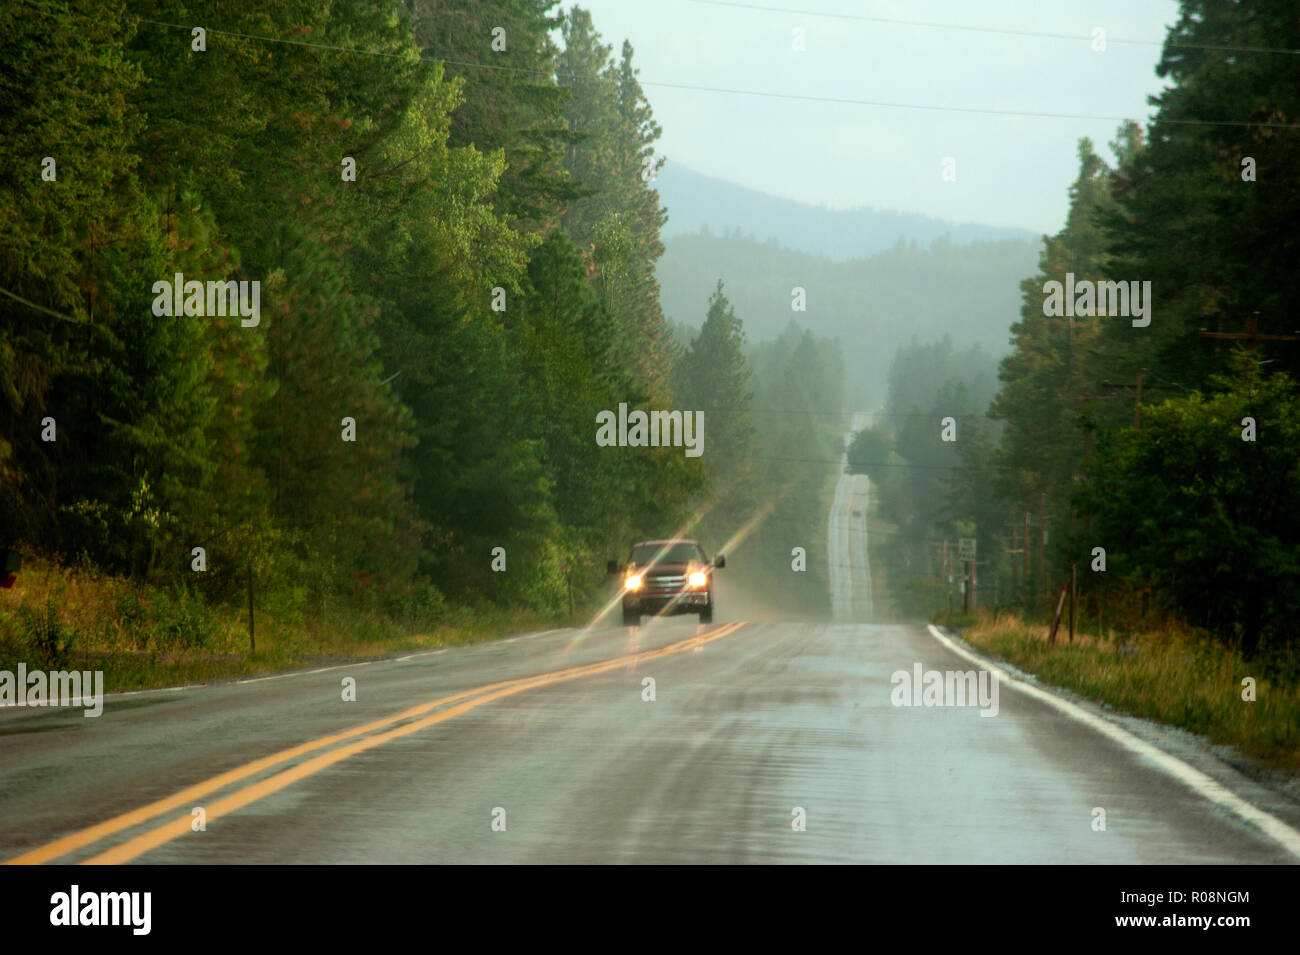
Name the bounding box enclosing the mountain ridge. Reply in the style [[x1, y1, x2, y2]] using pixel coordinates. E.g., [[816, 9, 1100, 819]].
[[654, 163, 1041, 262]]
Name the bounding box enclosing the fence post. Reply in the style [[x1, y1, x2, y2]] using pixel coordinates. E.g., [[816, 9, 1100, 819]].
[[248, 566, 256, 655], [1048, 581, 1068, 645], [1069, 563, 1076, 643]]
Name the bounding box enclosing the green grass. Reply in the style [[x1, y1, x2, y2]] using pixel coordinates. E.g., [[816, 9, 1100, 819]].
[[0, 556, 566, 692], [931, 609, 978, 629], [952, 610, 1300, 768]]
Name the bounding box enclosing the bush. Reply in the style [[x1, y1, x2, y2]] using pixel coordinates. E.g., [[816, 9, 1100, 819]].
[[19, 595, 74, 667], [150, 585, 218, 650]]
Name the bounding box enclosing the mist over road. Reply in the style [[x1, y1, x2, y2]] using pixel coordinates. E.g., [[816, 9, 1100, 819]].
[[829, 412, 872, 621]]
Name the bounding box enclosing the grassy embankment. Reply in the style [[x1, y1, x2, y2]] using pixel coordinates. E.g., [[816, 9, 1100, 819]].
[[0, 555, 567, 692], [934, 608, 1300, 769]]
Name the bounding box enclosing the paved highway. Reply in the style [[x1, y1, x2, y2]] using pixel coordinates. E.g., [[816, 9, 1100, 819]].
[[3, 613, 1298, 864], [3, 412, 1296, 865]]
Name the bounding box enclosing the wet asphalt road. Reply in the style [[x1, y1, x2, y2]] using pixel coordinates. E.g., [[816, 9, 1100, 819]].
[[2, 615, 1297, 864]]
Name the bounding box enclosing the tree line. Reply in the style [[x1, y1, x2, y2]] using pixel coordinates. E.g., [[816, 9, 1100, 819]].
[[1, 1, 845, 629], [0, 1, 847, 628], [851, 0, 1300, 665]]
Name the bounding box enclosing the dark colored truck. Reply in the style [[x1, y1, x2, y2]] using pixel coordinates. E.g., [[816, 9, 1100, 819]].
[[607, 539, 725, 627]]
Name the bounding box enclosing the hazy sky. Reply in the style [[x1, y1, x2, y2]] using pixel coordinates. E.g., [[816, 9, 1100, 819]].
[[567, 0, 1182, 235]]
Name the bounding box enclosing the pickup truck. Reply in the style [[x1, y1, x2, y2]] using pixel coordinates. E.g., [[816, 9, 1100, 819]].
[[608, 539, 724, 627]]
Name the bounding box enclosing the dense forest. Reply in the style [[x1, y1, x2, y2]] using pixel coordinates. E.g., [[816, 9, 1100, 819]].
[[0, 0, 843, 654], [851, 0, 1300, 670]]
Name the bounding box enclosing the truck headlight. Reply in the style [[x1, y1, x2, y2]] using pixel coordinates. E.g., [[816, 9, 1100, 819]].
[[688, 571, 708, 588], [625, 574, 643, 591]]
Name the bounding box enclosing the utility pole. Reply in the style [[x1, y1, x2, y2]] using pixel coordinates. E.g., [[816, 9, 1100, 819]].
[[943, 539, 951, 613], [1198, 314, 1299, 388], [1009, 527, 1020, 600], [1037, 493, 1046, 596], [1082, 386, 1094, 537], [998, 530, 1022, 606], [1023, 512, 1031, 597], [1101, 372, 1179, 430], [1198, 314, 1298, 353], [963, 558, 970, 614]]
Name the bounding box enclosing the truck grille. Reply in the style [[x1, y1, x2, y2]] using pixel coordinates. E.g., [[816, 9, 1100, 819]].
[[646, 574, 685, 590]]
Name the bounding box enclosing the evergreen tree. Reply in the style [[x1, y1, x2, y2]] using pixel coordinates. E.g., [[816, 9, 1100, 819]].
[[410, 0, 580, 230], [675, 282, 756, 550]]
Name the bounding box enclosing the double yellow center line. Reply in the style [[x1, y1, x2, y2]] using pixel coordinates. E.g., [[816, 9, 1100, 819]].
[[6, 621, 746, 865]]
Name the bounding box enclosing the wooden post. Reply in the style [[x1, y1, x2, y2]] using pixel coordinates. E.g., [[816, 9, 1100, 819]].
[[1069, 563, 1076, 643], [247, 566, 255, 655], [1048, 582, 1068, 645]]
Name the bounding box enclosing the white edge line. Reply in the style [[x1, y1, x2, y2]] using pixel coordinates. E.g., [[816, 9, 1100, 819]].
[[393, 649, 448, 662], [518, 628, 568, 641], [926, 624, 1300, 860], [234, 660, 376, 685], [114, 685, 199, 697], [0, 684, 203, 709]]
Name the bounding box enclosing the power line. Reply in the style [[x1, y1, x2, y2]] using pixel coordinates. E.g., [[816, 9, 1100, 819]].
[[134, 19, 1300, 132], [634, 78, 1299, 131], [0, 286, 88, 325], [686, 0, 1300, 57]]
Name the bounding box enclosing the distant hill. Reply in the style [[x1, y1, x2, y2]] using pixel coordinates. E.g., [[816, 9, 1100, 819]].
[[655, 164, 1039, 261], [657, 232, 1043, 408]]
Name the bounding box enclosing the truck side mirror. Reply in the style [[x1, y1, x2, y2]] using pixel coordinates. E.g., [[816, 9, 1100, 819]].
[[714, 554, 726, 569], [606, 560, 622, 576]]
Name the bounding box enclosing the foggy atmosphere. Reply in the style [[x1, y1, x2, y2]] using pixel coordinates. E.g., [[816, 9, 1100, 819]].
[[0, 0, 1296, 927]]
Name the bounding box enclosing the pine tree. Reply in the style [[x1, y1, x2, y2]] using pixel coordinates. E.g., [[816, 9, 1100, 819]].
[[675, 282, 756, 550], [410, 0, 580, 231]]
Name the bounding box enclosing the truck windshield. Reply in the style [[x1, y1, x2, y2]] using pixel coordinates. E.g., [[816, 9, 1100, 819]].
[[629, 543, 702, 565]]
